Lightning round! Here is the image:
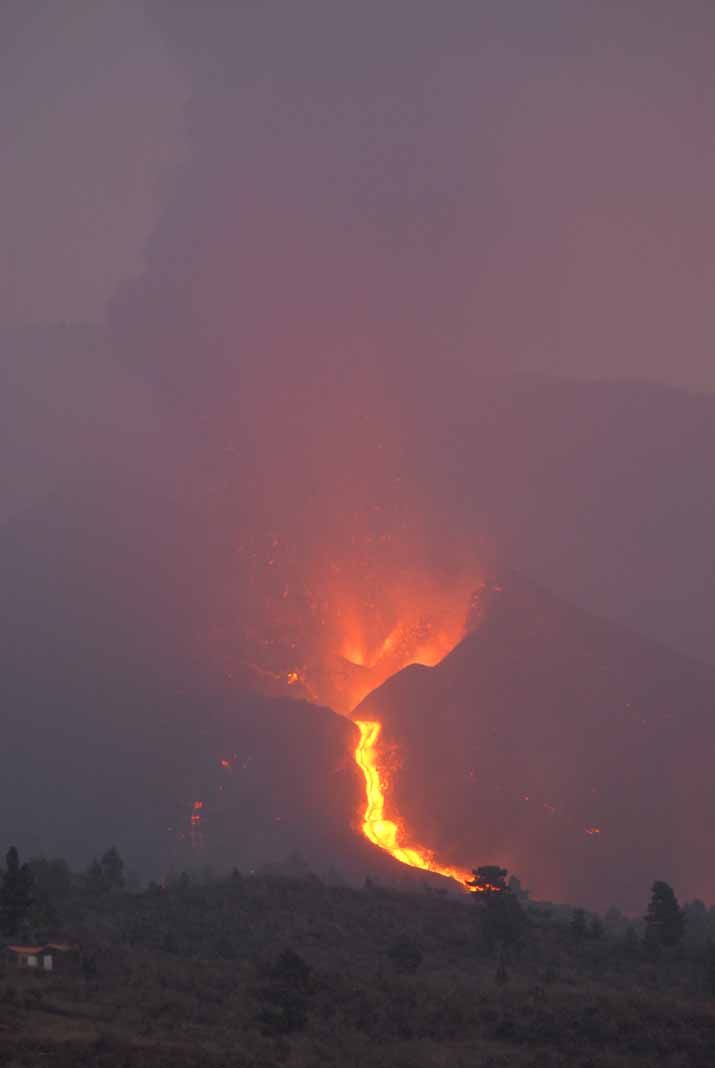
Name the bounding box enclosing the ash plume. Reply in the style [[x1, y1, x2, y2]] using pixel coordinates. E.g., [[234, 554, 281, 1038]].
[[4, 1, 715, 904]]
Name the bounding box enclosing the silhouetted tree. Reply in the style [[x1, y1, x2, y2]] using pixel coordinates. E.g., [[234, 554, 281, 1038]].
[[622, 925, 640, 958], [100, 847, 125, 890], [28, 856, 71, 927], [168, 870, 193, 894], [570, 908, 588, 941], [605, 905, 625, 928], [28, 857, 72, 903], [85, 847, 126, 895], [589, 915, 605, 940], [0, 846, 34, 936], [704, 939, 715, 995], [684, 899, 709, 943], [469, 865, 527, 954], [467, 865, 509, 893], [645, 880, 684, 949], [85, 858, 107, 895]]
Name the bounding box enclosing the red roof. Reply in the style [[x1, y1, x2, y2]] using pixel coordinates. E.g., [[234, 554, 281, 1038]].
[[7, 943, 75, 954]]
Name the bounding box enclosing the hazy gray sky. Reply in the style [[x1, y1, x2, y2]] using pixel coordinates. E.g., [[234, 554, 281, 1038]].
[[2, 0, 714, 391], [0, 2, 185, 325], [4, 3, 715, 903]]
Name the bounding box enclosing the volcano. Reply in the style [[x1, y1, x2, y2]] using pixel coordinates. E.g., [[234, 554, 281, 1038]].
[[4, 474, 715, 909], [354, 573, 715, 911]]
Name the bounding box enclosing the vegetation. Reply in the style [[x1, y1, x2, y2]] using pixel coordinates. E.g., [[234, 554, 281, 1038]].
[[0, 846, 34, 936], [468, 865, 529, 955], [85, 848, 126, 897], [645, 880, 685, 949], [2, 846, 715, 1066]]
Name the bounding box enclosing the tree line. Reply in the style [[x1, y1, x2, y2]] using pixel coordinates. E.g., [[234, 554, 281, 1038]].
[[0, 844, 125, 937], [0, 842, 699, 962], [465, 863, 690, 957]]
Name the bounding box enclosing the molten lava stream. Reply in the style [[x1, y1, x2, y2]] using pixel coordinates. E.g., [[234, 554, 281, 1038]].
[[353, 719, 472, 888]]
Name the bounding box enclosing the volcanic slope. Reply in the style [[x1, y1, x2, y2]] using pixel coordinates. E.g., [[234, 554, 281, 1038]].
[[1, 612, 422, 887], [354, 573, 715, 912], [0, 485, 451, 889], [404, 373, 715, 668]]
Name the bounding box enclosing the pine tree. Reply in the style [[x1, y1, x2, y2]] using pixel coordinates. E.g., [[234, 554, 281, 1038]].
[[467, 865, 509, 893], [100, 847, 125, 890], [644, 880, 685, 948], [469, 865, 527, 953], [570, 908, 587, 941], [85, 847, 126, 895], [623, 925, 640, 957], [85, 858, 107, 895], [588, 915, 605, 940], [0, 846, 34, 936], [704, 939, 715, 995]]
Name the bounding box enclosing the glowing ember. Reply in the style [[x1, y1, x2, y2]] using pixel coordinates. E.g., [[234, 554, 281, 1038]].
[[353, 719, 474, 888], [189, 799, 204, 849]]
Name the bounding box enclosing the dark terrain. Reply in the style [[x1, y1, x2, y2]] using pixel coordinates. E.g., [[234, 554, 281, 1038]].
[[5, 548, 715, 910], [5, 332, 715, 1061], [357, 573, 715, 912], [3, 863, 715, 1068]]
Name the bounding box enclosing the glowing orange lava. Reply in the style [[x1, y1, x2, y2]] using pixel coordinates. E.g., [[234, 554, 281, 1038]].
[[228, 536, 484, 888], [338, 577, 483, 888], [189, 800, 204, 849], [353, 719, 473, 887]]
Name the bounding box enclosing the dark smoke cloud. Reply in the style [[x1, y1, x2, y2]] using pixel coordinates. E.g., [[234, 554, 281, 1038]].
[[111, 0, 715, 404], [4, 2, 715, 898], [100, 0, 715, 691], [0, 2, 185, 326]]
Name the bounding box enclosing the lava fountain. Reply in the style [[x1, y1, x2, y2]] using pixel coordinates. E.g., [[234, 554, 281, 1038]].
[[224, 526, 484, 887], [341, 594, 480, 886]]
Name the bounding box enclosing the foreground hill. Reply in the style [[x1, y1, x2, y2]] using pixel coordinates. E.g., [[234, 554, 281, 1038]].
[[3, 871, 715, 1068], [355, 574, 715, 911]]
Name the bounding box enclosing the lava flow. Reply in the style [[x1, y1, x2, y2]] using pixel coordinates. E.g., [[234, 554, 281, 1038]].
[[354, 719, 473, 886], [227, 533, 484, 889], [339, 581, 481, 888]]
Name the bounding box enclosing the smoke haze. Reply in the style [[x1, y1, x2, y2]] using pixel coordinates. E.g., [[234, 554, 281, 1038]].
[[3, 1, 715, 905]]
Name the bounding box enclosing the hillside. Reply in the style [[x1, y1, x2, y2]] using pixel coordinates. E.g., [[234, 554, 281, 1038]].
[[5, 480, 715, 908], [405, 373, 715, 667], [2, 637, 413, 886], [3, 870, 715, 1068], [355, 573, 715, 911], [5, 349, 715, 902]]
